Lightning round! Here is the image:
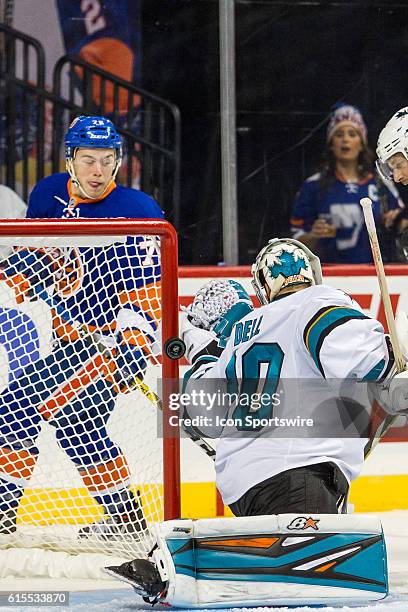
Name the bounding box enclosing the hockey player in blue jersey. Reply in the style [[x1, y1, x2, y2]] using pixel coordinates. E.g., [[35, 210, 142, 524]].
[[0, 116, 163, 540], [27, 116, 162, 218]]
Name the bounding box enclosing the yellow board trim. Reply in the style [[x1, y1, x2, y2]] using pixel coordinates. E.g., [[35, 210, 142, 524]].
[[349, 474, 408, 512], [15, 475, 408, 524]]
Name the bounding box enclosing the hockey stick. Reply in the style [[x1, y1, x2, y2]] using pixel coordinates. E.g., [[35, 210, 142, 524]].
[[360, 198, 404, 371], [360, 197, 405, 456], [32, 284, 217, 462]]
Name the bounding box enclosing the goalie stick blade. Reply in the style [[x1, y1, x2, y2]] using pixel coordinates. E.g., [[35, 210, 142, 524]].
[[104, 564, 145, 592], [104, 559, 166, 600]]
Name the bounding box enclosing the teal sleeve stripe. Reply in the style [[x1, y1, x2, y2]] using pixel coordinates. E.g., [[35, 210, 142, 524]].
[[305, 307, 368, 376], [226, 353, 238, 395], [182, 356, 218, 391], [363, 359, 386, 381]]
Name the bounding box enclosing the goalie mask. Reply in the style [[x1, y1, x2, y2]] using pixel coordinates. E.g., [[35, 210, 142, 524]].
[[251, 238, 322, 305], [376, 107, 408, 181]]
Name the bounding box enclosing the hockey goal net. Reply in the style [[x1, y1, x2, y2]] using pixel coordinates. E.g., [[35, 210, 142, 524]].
[[0, 219, 180, 577]]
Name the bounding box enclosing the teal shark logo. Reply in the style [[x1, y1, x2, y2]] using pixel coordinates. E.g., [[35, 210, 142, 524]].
[[269, 251, 307, 279]]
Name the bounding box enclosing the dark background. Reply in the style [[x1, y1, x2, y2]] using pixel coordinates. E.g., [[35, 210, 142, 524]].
[[141, 0, 408, 264]]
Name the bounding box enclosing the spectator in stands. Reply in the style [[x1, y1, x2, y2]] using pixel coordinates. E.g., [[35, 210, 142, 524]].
[[290, 103, 404, 263]]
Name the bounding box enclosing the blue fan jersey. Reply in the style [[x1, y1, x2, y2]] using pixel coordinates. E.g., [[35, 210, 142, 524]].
[[291, 173, 404, 263]]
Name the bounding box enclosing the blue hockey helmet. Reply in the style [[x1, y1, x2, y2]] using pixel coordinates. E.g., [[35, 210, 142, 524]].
[[251, 238, 322, 304], [65, 116, 123, 199], [65, 116, 122, 161]]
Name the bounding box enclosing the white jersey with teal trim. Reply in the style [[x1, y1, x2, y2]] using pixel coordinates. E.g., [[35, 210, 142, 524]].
[[184, 284, 390, 505]]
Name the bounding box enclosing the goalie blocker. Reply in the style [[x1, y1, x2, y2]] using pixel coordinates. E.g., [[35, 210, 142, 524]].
[[105, 514, 387, 608]]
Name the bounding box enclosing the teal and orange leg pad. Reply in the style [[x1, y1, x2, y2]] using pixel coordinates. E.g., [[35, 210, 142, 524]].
[[147, 513, 388, 608]]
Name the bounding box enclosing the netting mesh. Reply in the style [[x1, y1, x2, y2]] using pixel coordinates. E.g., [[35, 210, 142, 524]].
[[0, 233, 170, 560]]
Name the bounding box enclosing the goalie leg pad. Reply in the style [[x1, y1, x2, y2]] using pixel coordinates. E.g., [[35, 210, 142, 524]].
[[108, 515, 388, 608]]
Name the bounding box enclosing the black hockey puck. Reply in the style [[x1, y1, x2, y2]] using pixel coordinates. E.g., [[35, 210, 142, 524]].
[[164, 337, 186, 360]]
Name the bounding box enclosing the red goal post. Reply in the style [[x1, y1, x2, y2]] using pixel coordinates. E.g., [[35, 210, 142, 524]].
[[0, 219, 180, 569]]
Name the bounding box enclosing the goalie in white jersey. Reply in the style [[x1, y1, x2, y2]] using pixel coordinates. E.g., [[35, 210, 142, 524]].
[[106, 238, 408, 606], [179, 238, 406, 516]]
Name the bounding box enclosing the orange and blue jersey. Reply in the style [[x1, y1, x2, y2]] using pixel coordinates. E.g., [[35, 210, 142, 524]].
[[27, 172, 162, 219], [25, 172, 163, 339], [56, 0, 142, 115], [0, 171, 163, 517]]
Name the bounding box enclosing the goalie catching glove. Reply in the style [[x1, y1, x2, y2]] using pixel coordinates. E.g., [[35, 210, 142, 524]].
[[180, 279, 253, 364]]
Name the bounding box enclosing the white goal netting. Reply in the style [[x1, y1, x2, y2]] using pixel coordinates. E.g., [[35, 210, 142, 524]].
[[0, 224, 179, 577]]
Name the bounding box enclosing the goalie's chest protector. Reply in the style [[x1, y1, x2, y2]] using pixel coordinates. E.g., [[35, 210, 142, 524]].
[[214, 284, 382, 505]]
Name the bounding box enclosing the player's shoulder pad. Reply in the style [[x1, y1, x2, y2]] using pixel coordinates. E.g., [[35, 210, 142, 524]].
[[305, 284, 358, 308], [28, 173, 70, 217]]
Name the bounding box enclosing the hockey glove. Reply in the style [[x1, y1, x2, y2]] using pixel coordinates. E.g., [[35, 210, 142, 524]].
[[181, 279, 253, 364], [112, 332, 148, 394], [180, 317, 220, 365], [373, 370, 408, 416]]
